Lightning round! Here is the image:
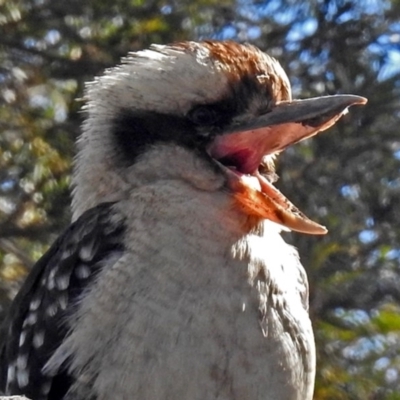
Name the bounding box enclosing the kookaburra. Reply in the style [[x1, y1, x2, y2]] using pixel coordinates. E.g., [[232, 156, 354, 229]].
[[0, 41, 366, 400]]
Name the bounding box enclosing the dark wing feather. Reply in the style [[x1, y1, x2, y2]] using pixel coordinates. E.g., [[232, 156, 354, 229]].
[[0, 203, 125, 400]]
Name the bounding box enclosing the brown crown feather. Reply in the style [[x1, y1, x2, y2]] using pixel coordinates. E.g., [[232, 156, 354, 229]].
[[172, 40, 292, 103]]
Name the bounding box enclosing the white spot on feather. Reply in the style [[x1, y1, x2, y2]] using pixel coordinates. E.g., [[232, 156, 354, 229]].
[[17, 354, 28, 370], [7, 363, 16, 385], [17, 369, 29, 388], [22, 312, 37, 328], [79, 244, 95, 261], [19, 330, 27, 347], [47, 268, 56, 290], [26, 312, 37, 325], [75, 265, 91, 279], [56, 274, 70, 290], [58, 293, 68, 310], [29, 297, 41, 311], [46, 303, 58, 317], [33, 330, 45, 348]]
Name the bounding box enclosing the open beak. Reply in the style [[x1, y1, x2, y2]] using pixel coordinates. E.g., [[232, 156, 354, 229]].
[[208, 94, 367, 234]]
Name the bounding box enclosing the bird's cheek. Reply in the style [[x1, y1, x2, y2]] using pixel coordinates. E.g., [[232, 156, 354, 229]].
[[178, 157, 227, 192]]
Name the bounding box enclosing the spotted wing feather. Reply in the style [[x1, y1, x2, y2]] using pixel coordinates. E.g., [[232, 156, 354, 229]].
[[0, 203, 125, 400]]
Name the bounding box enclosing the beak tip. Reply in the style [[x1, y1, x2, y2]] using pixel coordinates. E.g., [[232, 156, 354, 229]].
[[346, 95, 368, 106]]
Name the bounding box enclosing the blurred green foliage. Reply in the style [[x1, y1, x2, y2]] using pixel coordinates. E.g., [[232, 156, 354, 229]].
[[1, 0, 400, 398]]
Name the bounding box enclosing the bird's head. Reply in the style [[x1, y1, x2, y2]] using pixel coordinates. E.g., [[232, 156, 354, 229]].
[[72, 40, 366, 233]]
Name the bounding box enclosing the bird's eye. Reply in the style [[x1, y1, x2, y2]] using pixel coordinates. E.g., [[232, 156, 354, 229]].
[[187, 106, 219, 126]]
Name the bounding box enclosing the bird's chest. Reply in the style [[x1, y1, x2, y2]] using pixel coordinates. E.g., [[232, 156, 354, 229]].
[[66, 224, 315, 400]]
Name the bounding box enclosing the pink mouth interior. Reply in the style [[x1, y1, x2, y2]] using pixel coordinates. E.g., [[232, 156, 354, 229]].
[[209, 128, 273, 175]]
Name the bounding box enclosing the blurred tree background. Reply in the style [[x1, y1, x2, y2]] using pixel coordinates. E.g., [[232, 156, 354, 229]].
[[1, 0, 400, 398]]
